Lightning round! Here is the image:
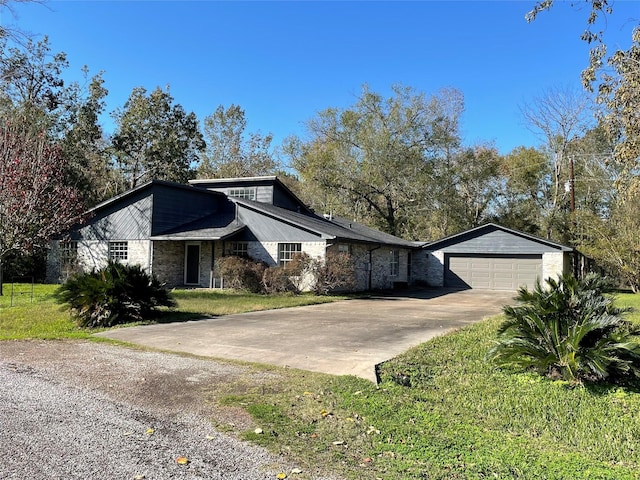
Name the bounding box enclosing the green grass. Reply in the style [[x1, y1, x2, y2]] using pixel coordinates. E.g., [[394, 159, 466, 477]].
[[0, 283, 349, 339], [219, 292, 640, 480], [3, 284, 640, 478]]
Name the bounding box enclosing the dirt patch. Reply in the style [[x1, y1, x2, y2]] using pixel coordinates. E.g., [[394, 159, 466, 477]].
[[0, 339, 273, 431]]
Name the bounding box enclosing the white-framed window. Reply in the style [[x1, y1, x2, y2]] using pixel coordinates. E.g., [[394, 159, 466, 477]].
[[228, 187, 256, 200], [390, 249, 400, 277], [337, 244, 351, 255], [227, 241, 248, 257], [278, 243, 301, 266], [60, 241, 78, 265], [109, 241, 128, 261]]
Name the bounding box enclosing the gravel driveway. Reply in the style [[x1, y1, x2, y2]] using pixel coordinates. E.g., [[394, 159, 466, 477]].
[[0, 340, 343, 480]]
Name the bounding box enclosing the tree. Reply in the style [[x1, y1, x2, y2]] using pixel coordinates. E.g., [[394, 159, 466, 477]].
[[526, 1, 640, 193], [111, 86, 205, 190], [488, 273, 640, 385], [288, 84, 464, 239], [198, 104, 278, 178], [0, 116, 85, 294], [518, 86, 593, 242], [60, 70, 115, 206]]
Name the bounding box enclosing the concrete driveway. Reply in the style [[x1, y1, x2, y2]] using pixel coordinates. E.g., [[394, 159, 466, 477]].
[[96, 288, 516, 382]]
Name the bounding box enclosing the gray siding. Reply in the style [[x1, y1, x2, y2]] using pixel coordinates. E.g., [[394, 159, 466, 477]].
[[237, 207, 323, 242], [74, 192, 152, 241], [433, 230, 561, 254], [151, 184, 232, 236]]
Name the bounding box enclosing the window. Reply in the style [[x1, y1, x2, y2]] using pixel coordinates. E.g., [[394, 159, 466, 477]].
[[390, 249, 400, 277], [109, 241, 128, 261], [227, 241, 248, 257], [228, 187, 256, 200], [278, 243, 301, 266], [337, 244, 351, 255], [60, 241, 78, 265]]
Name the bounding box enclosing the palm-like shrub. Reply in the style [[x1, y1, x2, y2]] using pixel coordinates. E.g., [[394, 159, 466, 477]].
[[54, 260, 176, 328], [487, 273, 640, 384]]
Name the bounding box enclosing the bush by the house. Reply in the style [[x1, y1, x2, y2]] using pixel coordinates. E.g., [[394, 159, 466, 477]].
[[216, 255, 266, 293], [312, 251, 356, 295], [54, 260, 176, 328], [262, 253, 312, 294], [487, 273, 640, 385]]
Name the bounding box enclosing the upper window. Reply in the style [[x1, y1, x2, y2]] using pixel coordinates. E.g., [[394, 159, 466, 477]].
[[60, 241, 78, 265], [227, 241, 248, 258], [278, 243, 301, 266], [228, 187, 256, 200], [390, 249, 400, 277], [109, 241, 128, 261]]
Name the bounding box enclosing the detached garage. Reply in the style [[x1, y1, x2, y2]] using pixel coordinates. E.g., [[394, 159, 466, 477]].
[[423, 223, 573, 291]]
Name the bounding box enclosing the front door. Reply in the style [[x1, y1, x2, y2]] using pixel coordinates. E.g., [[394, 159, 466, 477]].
[[184, 243, 201, 285]]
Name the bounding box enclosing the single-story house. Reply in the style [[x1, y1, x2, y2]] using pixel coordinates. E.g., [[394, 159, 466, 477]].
[[422, 223, 573, 291], [47, 176, 420, 291]]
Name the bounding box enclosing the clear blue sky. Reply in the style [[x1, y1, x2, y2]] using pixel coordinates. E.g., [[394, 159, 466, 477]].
[[3, 1, 639, 155]]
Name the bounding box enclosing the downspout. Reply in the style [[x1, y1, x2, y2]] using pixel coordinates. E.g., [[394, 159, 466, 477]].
[[368, 244, 381, 291]]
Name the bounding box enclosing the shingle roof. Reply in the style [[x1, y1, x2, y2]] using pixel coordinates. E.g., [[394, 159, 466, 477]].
[[150, 212, 244, 241], [234, 198, 417, 248], [422, 222, 573, 252]]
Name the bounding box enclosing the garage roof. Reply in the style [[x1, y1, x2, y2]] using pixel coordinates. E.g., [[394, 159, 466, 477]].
[[423, 223, 573, 254]]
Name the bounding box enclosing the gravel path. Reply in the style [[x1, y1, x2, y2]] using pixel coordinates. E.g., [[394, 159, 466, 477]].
[[0, 340, 343, 480]]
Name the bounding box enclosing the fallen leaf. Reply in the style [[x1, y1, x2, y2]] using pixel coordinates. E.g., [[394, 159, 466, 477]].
[[332, 440, 345, 446], [276, 473, 287, 479], [176, 456, 189, 465], [291, 467, 303, 474], [303, 391, 313, 396], [206, 435, 215, 440], [145, 428, 155, 435], [254, 428, 264, 434]]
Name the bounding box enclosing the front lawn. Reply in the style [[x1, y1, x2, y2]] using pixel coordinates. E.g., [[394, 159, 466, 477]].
[[219, 291, 640, 479], [0, 283, 348, 339], [2, 284, 640, 478]]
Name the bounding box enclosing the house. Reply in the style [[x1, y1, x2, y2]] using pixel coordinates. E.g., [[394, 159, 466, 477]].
[[422, 223, 573, 291], [47, 176, 420, 291]]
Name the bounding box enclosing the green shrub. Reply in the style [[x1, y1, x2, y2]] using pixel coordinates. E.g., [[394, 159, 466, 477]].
[[487, 273, 640, 385], [216, 256, 266, 293], [54, 260, 176, 328]]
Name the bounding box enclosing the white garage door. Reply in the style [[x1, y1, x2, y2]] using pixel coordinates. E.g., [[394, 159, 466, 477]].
[[445, 254, 542, 290]]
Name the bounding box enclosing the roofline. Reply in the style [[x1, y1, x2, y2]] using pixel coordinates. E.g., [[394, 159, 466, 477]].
[[189, 175, 314, 215], [188, 175, 277, 185], [422, 222, 573, 252], [87, 179, 226, 214], [234, 199, 336, 239]]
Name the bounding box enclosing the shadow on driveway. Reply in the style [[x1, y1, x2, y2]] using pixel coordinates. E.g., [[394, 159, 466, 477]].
[[96, 288, 515, 382]]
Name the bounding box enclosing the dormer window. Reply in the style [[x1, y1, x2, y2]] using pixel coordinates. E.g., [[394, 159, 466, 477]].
[[228, 187, 256, 200]]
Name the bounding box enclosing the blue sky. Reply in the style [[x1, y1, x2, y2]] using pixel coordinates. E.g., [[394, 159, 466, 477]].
[[3, 1, 639, 155]]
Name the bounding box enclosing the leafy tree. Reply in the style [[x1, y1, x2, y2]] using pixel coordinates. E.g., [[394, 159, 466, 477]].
[[488, 273, 640, 385], [527, 1, 640, 194], [0, 36, 73, 136], [54, 260, 176, 328], [111, 86, 205, 190], [0, 116, 85, 294], [577, 193, 640, 292], [288, 84, 464, 239], [60, 70, 115, 205], [198, 104, 278, 178]]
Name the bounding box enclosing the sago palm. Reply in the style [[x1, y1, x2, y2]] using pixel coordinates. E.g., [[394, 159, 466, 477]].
[[487, 273, 640, 384]]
